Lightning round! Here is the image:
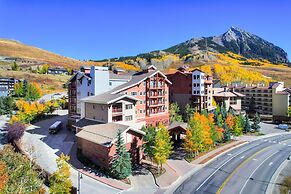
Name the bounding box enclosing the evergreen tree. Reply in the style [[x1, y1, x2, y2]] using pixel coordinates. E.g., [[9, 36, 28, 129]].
[[228, 108, 235, 116], [185, 103, 195, 122], [220, 103, 227, 121], [251, 113, 261, 131], [244, 115, 251, 133], [248, 97, 256, 113], [111, 129, 132, 179], [11, 62, 19, 71], [142, 126, 156, 163], [223, 123, 231, 142], [154, 124, 173, 174]]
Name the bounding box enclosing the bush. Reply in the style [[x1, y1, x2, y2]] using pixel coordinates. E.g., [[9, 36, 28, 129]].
[[7, 122, 26, 142]]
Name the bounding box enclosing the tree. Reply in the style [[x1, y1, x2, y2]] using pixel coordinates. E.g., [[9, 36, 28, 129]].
[[7, 122, 26, 142], [11, 62, 19, 71], [142, 126, 156, 163], [226, 114, 235, 130], [49, 154, 72, 194], [288, 106, 291, 117], [231, 116, 243, 136], [244, 115, 251, 133], [169, 102, 183, 122], [39, 64, 49, 74], [14, 82, 24, 97], [184, 117, 203, 158], [248, 96, 256, 113], [185, 103, 195, 122], [0, 162, 8, 192], [25, 82, 42, 101], [251, 113, 261, 131], [111, 130, 132, 179], [154, 124, 173, 174], [223, 122, 231, 142], [0, 96, 16, 115], [0, 145, 44, 193]]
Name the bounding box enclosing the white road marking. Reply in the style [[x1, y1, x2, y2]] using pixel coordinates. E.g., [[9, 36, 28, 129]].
[[195, 146, 255, 191], [239, 151, 279, 194], [227, 153, 232, 156], [283, 143, 286, 146], [253, 158, 257, 161], [264, 140, 267, 142], [269, 162, 273, 166], [241, 156, 245, 159], [288, 145, 291, 147]]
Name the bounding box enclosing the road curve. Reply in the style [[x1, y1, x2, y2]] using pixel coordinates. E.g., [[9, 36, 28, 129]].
[[173, 133, 291, 194]]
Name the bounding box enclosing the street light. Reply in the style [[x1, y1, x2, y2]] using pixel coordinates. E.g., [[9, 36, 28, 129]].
[[77, 171, 83, 194]]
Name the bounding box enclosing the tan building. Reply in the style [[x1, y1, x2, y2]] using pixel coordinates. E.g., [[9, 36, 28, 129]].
[[212, 88, 244, 114], [230, 82, 291, 118]]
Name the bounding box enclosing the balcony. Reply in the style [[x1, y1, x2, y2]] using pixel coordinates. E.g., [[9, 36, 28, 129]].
[[149, 101, 165, 107], [112, 115, 122, 122]]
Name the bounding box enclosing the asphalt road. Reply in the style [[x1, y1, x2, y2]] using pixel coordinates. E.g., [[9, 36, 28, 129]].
[[174, 134, 291, 194]]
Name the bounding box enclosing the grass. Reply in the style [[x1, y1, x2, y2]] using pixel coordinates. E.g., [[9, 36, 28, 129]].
[[280, 176, 291, 194], [0, 70, 69, 94], [0, 39, 102, 69]]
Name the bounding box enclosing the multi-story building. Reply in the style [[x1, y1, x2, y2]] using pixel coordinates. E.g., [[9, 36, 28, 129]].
[[168, 67, 244, 114], [0, 77, 19, 95], [47, 67, 69, 75], [230, 82, 291, 119], [71, 65, 171, 169], [212, 88, 244, 114], [67, 66, 131, 129], [168, 67, 215, 114]]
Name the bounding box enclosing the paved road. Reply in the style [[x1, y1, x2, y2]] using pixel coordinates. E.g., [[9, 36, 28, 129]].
[[173, 133, 291, 194]]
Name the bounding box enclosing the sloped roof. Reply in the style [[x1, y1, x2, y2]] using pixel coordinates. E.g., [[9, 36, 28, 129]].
[[80, 92, 139, 104], [76, 122, 130, 146], [76, 121, 145, 146], [111, 70, 172, 94]]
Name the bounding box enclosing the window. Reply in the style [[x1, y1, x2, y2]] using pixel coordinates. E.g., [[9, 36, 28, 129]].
[[125, 104, 133, 110], [93, 104, 95, 109], [140, 92, 143, 95], [131, 92, 137, 96], [140, 110, 142, 113], [143, 92, 146, 95], [197, 83, 200, 87], [109, 82, 112, 86], [125, 115, 133, 121], [193, 75, 196, 79], [87, 92, 90, 96], [140, 100, 143, 104], [193, 91, 196, 94]]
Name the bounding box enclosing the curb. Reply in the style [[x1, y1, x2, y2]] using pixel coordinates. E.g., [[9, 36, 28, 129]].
[[266, 160, 289, 194]]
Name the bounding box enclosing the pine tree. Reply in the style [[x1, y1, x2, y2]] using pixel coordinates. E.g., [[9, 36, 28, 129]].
[[251, 113, 261, 131], [111, 129, 132, 179], [154, 124, 173, 174], [223, 123, 231, 142], [185, 103, 195, 122], [244, 115, 251, 133]]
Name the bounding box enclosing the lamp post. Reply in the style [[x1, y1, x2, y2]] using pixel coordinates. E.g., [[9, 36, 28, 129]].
[[77, 171, 83, 194]]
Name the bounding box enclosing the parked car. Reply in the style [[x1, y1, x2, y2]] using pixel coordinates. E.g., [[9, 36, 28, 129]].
[[49, 121, 63, 134], [278, 124, 289, 131]]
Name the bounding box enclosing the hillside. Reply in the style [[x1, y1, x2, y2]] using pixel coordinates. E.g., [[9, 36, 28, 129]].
[[164, 27, 289, 64], [0, 39, 100, 69]]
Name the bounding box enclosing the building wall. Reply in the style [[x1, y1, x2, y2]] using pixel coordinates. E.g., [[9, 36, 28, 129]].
[[77, 138, 110, 169], [84, 102, 109, 123], [192, 70, 205, 95], [273, 94, 289, 116], [90, 66, 110, 96], [77, 130, 143, 169]]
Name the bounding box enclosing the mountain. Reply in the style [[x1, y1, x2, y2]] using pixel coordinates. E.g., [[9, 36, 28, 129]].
[[164, 26, 289, 64], [0, 39, 96, 69]]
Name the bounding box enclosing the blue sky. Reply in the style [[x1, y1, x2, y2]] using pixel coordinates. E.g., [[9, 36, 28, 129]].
[[0, 0, 290, 60]]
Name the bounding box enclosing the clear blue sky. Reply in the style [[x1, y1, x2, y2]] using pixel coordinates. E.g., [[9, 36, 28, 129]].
[[0, 0, 290, 60]]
